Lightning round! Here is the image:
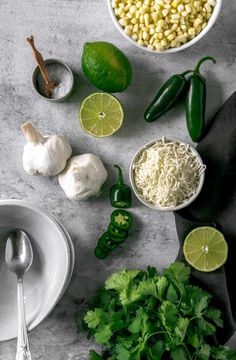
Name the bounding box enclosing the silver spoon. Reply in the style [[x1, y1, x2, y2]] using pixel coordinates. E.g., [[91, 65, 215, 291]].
[[5, 230, 33, 360]]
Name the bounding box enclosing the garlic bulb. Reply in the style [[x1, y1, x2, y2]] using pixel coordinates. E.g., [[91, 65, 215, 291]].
[[21, 121, 72, 176], [58, 154, 108, 200]]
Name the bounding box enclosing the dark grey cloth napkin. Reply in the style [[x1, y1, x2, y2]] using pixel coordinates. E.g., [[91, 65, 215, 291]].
[[174, 92, 236, 344]]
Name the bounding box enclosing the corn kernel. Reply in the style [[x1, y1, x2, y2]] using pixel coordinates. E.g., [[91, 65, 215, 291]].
[[162, 9, 169, 16], [188, 27, 195, 35], [185, 4, 192, 12], [167, 33, 175, 41], [208, 0, 216, 6], [130, 5, 136, 13], [175, 34, 187, 42], [143, 31, 149, 40], [131, 17, 138, 24], [177, 4, 185, 12], [171, 23, 178, 30], [205, 3, 212, 12], [138, 39, 144, 45], [124, 27, 132, 36], [119, 18, 128, 26], [164, 29, 172, 36], [132, 34, 138, 40], [158, 19, 165, 27], [172, 13, 180, 19], [136, 1, 142, 8], [194, 17, 202, 27], [144, 13, 150, 26]]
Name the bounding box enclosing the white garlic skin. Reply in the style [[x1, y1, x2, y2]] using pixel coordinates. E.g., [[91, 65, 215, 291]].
[[22, 135, 72, 176], [58, 154, 108, 201]]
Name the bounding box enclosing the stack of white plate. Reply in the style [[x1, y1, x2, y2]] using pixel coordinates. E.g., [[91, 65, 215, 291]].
[[0, 200, 75, 341]]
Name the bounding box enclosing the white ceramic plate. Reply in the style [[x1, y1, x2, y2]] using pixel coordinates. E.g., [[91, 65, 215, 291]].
[[0, 200, 73, 341], [54, 216, 75, 292]]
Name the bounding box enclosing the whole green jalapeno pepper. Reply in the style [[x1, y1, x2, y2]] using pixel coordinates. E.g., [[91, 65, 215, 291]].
[[110, 165, 132, 208], [185, 56, 216, 142], [144, 70, 192, 122]]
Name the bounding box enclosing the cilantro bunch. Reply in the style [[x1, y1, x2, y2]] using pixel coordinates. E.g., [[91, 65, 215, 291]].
[[79, 262, 235, 360]]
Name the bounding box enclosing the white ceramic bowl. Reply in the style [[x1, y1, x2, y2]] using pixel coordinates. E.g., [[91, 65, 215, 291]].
[[129, 138, 205, 211], [0, 200, 74, 341], [107, 0, 222, 53]]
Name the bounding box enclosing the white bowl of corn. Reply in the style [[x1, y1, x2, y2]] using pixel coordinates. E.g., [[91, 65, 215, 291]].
[[107, 0, 222, 53]]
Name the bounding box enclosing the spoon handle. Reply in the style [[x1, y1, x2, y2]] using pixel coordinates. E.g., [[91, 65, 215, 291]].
[[16, 279, 31, 360]]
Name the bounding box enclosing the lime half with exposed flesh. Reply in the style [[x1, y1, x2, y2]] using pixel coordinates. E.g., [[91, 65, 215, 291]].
[[183, 227, 228, 272], [79, 92, 124, 137]]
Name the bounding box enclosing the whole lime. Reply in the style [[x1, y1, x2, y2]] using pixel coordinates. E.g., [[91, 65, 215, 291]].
[[81, 42, 132, 93]]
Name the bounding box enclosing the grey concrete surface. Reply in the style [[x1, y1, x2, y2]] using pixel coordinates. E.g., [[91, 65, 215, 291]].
[[0, 0, 235, 358]]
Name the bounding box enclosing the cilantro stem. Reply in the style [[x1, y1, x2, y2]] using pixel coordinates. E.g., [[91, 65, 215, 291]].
[[145, 330, 168, 342], [182, 343, 193, 360]]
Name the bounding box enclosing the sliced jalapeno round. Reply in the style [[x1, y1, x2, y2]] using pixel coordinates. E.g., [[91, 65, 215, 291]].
[[94, 246, 109, 260], [111, 209, 132, 231], [98, 232, 118, 251]]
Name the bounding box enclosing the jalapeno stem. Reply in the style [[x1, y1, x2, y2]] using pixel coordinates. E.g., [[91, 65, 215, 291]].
[[181, 70, 194, 77], [114, 165, 124, 186], [194, 56, 216, 74]]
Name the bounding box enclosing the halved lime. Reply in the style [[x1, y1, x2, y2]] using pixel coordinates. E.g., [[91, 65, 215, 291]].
[[79, 93, 124, 137], [183, 227, 228, 272]]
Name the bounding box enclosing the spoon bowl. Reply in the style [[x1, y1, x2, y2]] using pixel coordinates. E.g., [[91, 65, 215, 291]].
[[5, 230, 33, 279]]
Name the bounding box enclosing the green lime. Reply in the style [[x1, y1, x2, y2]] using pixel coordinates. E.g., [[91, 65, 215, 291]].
[[79, 92, 124, 137], [82, 41, 132, 93], [183, 227, 228, 272]]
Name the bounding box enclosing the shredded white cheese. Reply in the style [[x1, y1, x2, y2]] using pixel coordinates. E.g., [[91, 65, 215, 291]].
[[133, 138, 206, 208]]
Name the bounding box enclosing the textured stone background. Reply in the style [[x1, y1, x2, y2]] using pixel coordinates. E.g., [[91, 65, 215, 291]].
[[0, 0, 235, 358]]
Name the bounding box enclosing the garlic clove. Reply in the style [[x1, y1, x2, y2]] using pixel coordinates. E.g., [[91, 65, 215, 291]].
[[58, 154, 108, 201]]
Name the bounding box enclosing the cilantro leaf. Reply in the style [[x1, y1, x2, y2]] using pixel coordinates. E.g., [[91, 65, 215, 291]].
[[110, 312, 128, 332], [164, 262, 190, 295], [136, 278, 158, 299], [89, 350, 103, 360], [166, 283, 178, 303], [115, 344, 130, 360], [196, 318, 216, 336], [147, 266, 158, 278], [159, 301, 178, 328], [211, 346, 232, 360], [150, 340, 166, 360], [186, 328, 200, 349], [170, 346, 188, 360], [105, 270, 140, 293], [198, 344, 211, 360], [194, 296, 210, 318], [205, 308, 223, 328], [118, 337, 133, 349], [128, 308, 148, 334], [94, 325, 113, 344], [156, 276, 169, 300], [128, 315, 142, 334], [164, 262, 190, 285], [84, 309, 106, 329], [175, 318, 189, 343], [119, 286, 140, 306]]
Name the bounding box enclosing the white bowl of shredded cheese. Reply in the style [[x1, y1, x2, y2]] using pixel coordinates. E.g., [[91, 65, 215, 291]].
[[130, 138, 206, 211], [107, 0, 222, 53]]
